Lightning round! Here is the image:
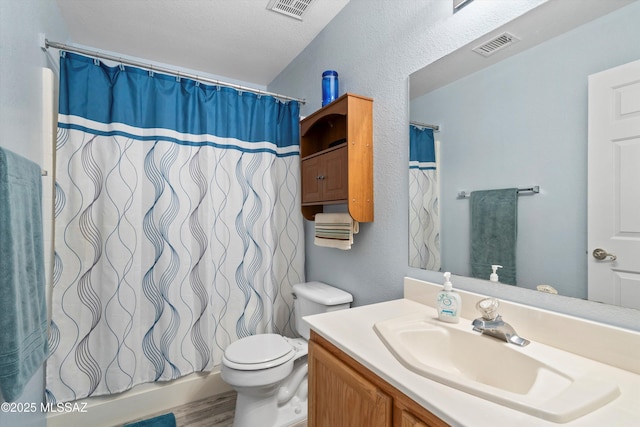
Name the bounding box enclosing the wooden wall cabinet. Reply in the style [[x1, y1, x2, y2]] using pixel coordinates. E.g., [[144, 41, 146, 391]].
[[300, 93, 373, 222], [308, 332, 449, 427]]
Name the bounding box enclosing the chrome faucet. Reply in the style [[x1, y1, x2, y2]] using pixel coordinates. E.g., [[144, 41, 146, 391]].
[[472, 298, 530, 347]]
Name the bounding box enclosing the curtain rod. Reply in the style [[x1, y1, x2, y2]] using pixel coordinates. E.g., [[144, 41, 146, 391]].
[[457, 186, 540, 199], [410, 121, 440, 132], [44, 39, 306, 104]]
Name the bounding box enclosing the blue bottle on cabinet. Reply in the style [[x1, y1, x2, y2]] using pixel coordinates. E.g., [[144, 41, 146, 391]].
[[322, 70, 339, 106]]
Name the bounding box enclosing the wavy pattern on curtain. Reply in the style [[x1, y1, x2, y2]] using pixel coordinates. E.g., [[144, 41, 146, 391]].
[[408, 125, 440, 270], [46, 53, 304, 403]]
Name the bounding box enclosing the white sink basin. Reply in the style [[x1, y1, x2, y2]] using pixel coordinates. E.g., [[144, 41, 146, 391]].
[[374, 312, 620, 423]]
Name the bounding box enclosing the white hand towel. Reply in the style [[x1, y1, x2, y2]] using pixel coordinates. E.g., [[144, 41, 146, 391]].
[[314, 213, 359, 250]]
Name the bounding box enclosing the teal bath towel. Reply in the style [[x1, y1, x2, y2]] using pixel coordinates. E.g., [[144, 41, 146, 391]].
[[0, 147, 48, 402], [470, 188, 518, 285]]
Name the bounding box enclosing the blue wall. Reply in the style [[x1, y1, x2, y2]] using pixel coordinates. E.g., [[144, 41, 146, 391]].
[[0, 0, 68, 425], [270, 0, 640, 331], [267, 0, 546, 303], [411, 1, 640, 299]]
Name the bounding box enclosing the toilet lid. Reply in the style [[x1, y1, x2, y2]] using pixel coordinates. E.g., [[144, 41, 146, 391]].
[[224, 334, 294, 368]]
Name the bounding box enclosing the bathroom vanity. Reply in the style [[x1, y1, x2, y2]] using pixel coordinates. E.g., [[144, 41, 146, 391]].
[[309, 331, 447, 426], [305, 277, 640, 426]]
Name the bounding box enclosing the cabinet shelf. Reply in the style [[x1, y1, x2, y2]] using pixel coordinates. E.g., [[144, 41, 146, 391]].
[[300, 93, 373, 222], [302, 141, 348, 160]]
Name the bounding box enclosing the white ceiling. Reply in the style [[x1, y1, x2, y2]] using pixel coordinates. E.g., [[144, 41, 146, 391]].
[[55, 0, 350, 87]]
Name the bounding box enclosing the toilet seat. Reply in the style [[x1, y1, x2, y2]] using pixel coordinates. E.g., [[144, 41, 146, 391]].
[[223, 334, 295, 370]]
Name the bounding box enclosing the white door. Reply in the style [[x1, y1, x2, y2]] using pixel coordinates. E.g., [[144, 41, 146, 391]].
[[588, 59, 640, 309]]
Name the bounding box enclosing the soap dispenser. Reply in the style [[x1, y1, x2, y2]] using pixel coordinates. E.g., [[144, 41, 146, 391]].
[[437, 272, 461, 323], [490, 265, 503, 282]]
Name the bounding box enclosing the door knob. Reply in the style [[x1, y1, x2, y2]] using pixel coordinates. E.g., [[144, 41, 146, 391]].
[[592, 248, 617, 261]]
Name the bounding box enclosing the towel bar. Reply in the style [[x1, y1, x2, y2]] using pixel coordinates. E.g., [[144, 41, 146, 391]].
[[457, 186, 539, 199]]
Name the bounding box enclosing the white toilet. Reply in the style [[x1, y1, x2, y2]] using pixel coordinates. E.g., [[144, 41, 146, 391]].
[[221, 281, 353, 427]]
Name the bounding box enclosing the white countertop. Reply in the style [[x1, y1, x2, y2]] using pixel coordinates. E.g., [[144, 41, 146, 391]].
[[304, 298, 640, 427]]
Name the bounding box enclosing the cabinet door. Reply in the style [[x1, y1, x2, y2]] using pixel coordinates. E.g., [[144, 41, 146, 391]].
[[399, 409, 429, 427], [301, 146, 348, 204], [301, 156, 322, 203], [309, 340, 392, 427], [394, 402, 449, 427], [321, 145, 348, 201]]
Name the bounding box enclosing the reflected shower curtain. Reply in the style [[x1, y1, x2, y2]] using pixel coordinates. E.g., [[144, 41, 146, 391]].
[[408, 125, 440, 270], [46, 53, 304, 402]]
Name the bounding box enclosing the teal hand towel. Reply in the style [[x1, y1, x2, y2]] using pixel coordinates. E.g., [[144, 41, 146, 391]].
[[470, 188, 518, 285], [0, 147, 48, 402]]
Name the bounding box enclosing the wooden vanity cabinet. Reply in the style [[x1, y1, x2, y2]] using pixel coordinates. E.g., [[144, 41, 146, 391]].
[[300, 93, 373, 222], [308, 332, 449, 427]]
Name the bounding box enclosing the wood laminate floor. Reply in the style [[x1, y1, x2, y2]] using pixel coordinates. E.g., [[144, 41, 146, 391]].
[[121, 390, 307, 427], [173, 391, 237, 427]]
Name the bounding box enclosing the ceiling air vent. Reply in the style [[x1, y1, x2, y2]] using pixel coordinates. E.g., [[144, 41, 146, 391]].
[[267, 0, 315, 21], [472, 32, 520, 57]]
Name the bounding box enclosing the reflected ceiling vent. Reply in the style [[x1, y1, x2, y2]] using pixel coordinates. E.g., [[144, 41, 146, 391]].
[[472, 32, 520, 57], [267, 0, 315, 20]]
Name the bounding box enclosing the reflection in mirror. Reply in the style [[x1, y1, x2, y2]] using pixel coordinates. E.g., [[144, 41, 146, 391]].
[[408, 0, 640, 307], [408, 124, 440, 271]]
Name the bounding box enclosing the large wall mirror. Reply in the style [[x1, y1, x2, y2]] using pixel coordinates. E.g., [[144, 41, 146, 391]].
[[408, 0, 640, 308]]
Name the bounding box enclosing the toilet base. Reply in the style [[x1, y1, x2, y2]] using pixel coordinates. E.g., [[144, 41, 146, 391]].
[[275, 394, 307, 427], [232, 386, 307, 427], [231, 357, 308, 427]]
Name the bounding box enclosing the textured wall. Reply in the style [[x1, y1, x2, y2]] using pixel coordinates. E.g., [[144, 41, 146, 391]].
[[268, 0, 546, 305], [0, 0, 68, 424], [0, 0, 67, 164], [269, 0, 640, 331]]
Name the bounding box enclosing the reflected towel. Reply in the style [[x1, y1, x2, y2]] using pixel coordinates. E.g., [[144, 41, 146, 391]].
[[314, 213, 359, 250], [0, 147, 48, 402], [470, 188, 518, 285]]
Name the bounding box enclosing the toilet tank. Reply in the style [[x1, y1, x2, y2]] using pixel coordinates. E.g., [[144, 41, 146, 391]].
[[293, 282, 353, 339]]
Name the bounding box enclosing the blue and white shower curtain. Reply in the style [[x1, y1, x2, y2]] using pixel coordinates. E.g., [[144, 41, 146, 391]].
[[408, 125, 440, 270], [46, 53, 304, 402]]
